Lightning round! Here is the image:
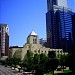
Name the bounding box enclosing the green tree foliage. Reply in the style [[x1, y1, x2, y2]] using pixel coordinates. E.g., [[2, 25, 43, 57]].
[[35, 53, 49, 75], [40, 53, 49, 64], [48, 51, 56, 58], [45, 58, 59, 75], [39, 53, 49, 71], [0, 60, 6, 65], [33, 53, 40, 70], [34, 53, 40, 64], [67, 53, 75, 71], [6, 57, 21, 66], [23, 50, 34, 71], [60, 54, 68, 70], [47, 51, 59, 74], [23, 50, 59, 74]]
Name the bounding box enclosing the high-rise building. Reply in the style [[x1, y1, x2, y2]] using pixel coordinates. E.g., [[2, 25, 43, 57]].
[[47, 0, 56, 11], [72, 13, 75, 52], [0, 24, 9, 57], [46, 0, 74, 52], [57, 0, 68, 8], [47, 0, 68, 11], [39, 38, 47, 47]]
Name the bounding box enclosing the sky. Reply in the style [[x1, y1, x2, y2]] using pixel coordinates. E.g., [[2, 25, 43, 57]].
[[0, 0, 75, 47]]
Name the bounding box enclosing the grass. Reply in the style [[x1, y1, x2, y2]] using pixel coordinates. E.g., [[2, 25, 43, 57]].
[[64, 70, 72, 73], [44, 73, 52, 75]]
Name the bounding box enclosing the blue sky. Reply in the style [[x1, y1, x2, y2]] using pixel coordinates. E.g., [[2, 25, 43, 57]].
[[0, 0, 75, 46]]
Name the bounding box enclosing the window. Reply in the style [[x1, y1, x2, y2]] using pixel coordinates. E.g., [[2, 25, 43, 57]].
[[27, 50, 29, 53], [41, 51, 43, 53], [35, 50, 36, 53], [33, 38, 37, 44], [38, 50, 40, 53]]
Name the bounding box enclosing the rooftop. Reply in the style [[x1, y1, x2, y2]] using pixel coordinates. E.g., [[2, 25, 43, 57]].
[[29, 31, 37, 36], [0, 24, 8, 27]]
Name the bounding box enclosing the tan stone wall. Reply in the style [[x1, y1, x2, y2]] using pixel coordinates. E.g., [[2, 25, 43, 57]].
[[9, 32, 65, 60], [11, 48, 21, 57], [9, 44, 64, 60], [27, 35, 39, 44]]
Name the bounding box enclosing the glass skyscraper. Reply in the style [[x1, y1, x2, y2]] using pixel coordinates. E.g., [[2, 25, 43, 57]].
[[57, 0, 68, 8], [46, 0, 74, 52], [47, 0, 68, 11], [72, 13, 75, 52]]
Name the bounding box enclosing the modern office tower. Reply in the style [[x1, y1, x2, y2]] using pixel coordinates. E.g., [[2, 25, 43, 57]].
[[57, 0, 68, 8], [72, 13, 75, 51], [47, 0, 57, 11], [0, 24, 9, 57], [47, 0, 68, 11], [46, 0, 73, 52]]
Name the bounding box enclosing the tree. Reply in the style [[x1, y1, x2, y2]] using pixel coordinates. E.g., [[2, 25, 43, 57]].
[[6, 57, 21, 67], [33, 53, 40, 70], [67, 53, 75, 71], [23, 50, 34, 71], [35, 53, 49, 75], [60, 54, 68, 70], [34, 53, 40, 64], [45, 58, 59, 75], [40, 53, 49, 64], [48, 51, 56, 58], [39, 53, 49, 71]]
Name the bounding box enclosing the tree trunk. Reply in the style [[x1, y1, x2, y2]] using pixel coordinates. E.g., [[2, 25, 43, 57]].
[[52, 70, 54, 75], [62, 65, 64, 71]]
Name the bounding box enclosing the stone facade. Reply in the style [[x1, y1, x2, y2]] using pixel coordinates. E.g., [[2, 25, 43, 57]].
[[9, 31, 66, 61]]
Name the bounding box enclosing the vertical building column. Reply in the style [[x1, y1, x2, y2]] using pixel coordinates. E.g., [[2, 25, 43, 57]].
[[1, 26, 5, 56], [0, 24, 9, 57]]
